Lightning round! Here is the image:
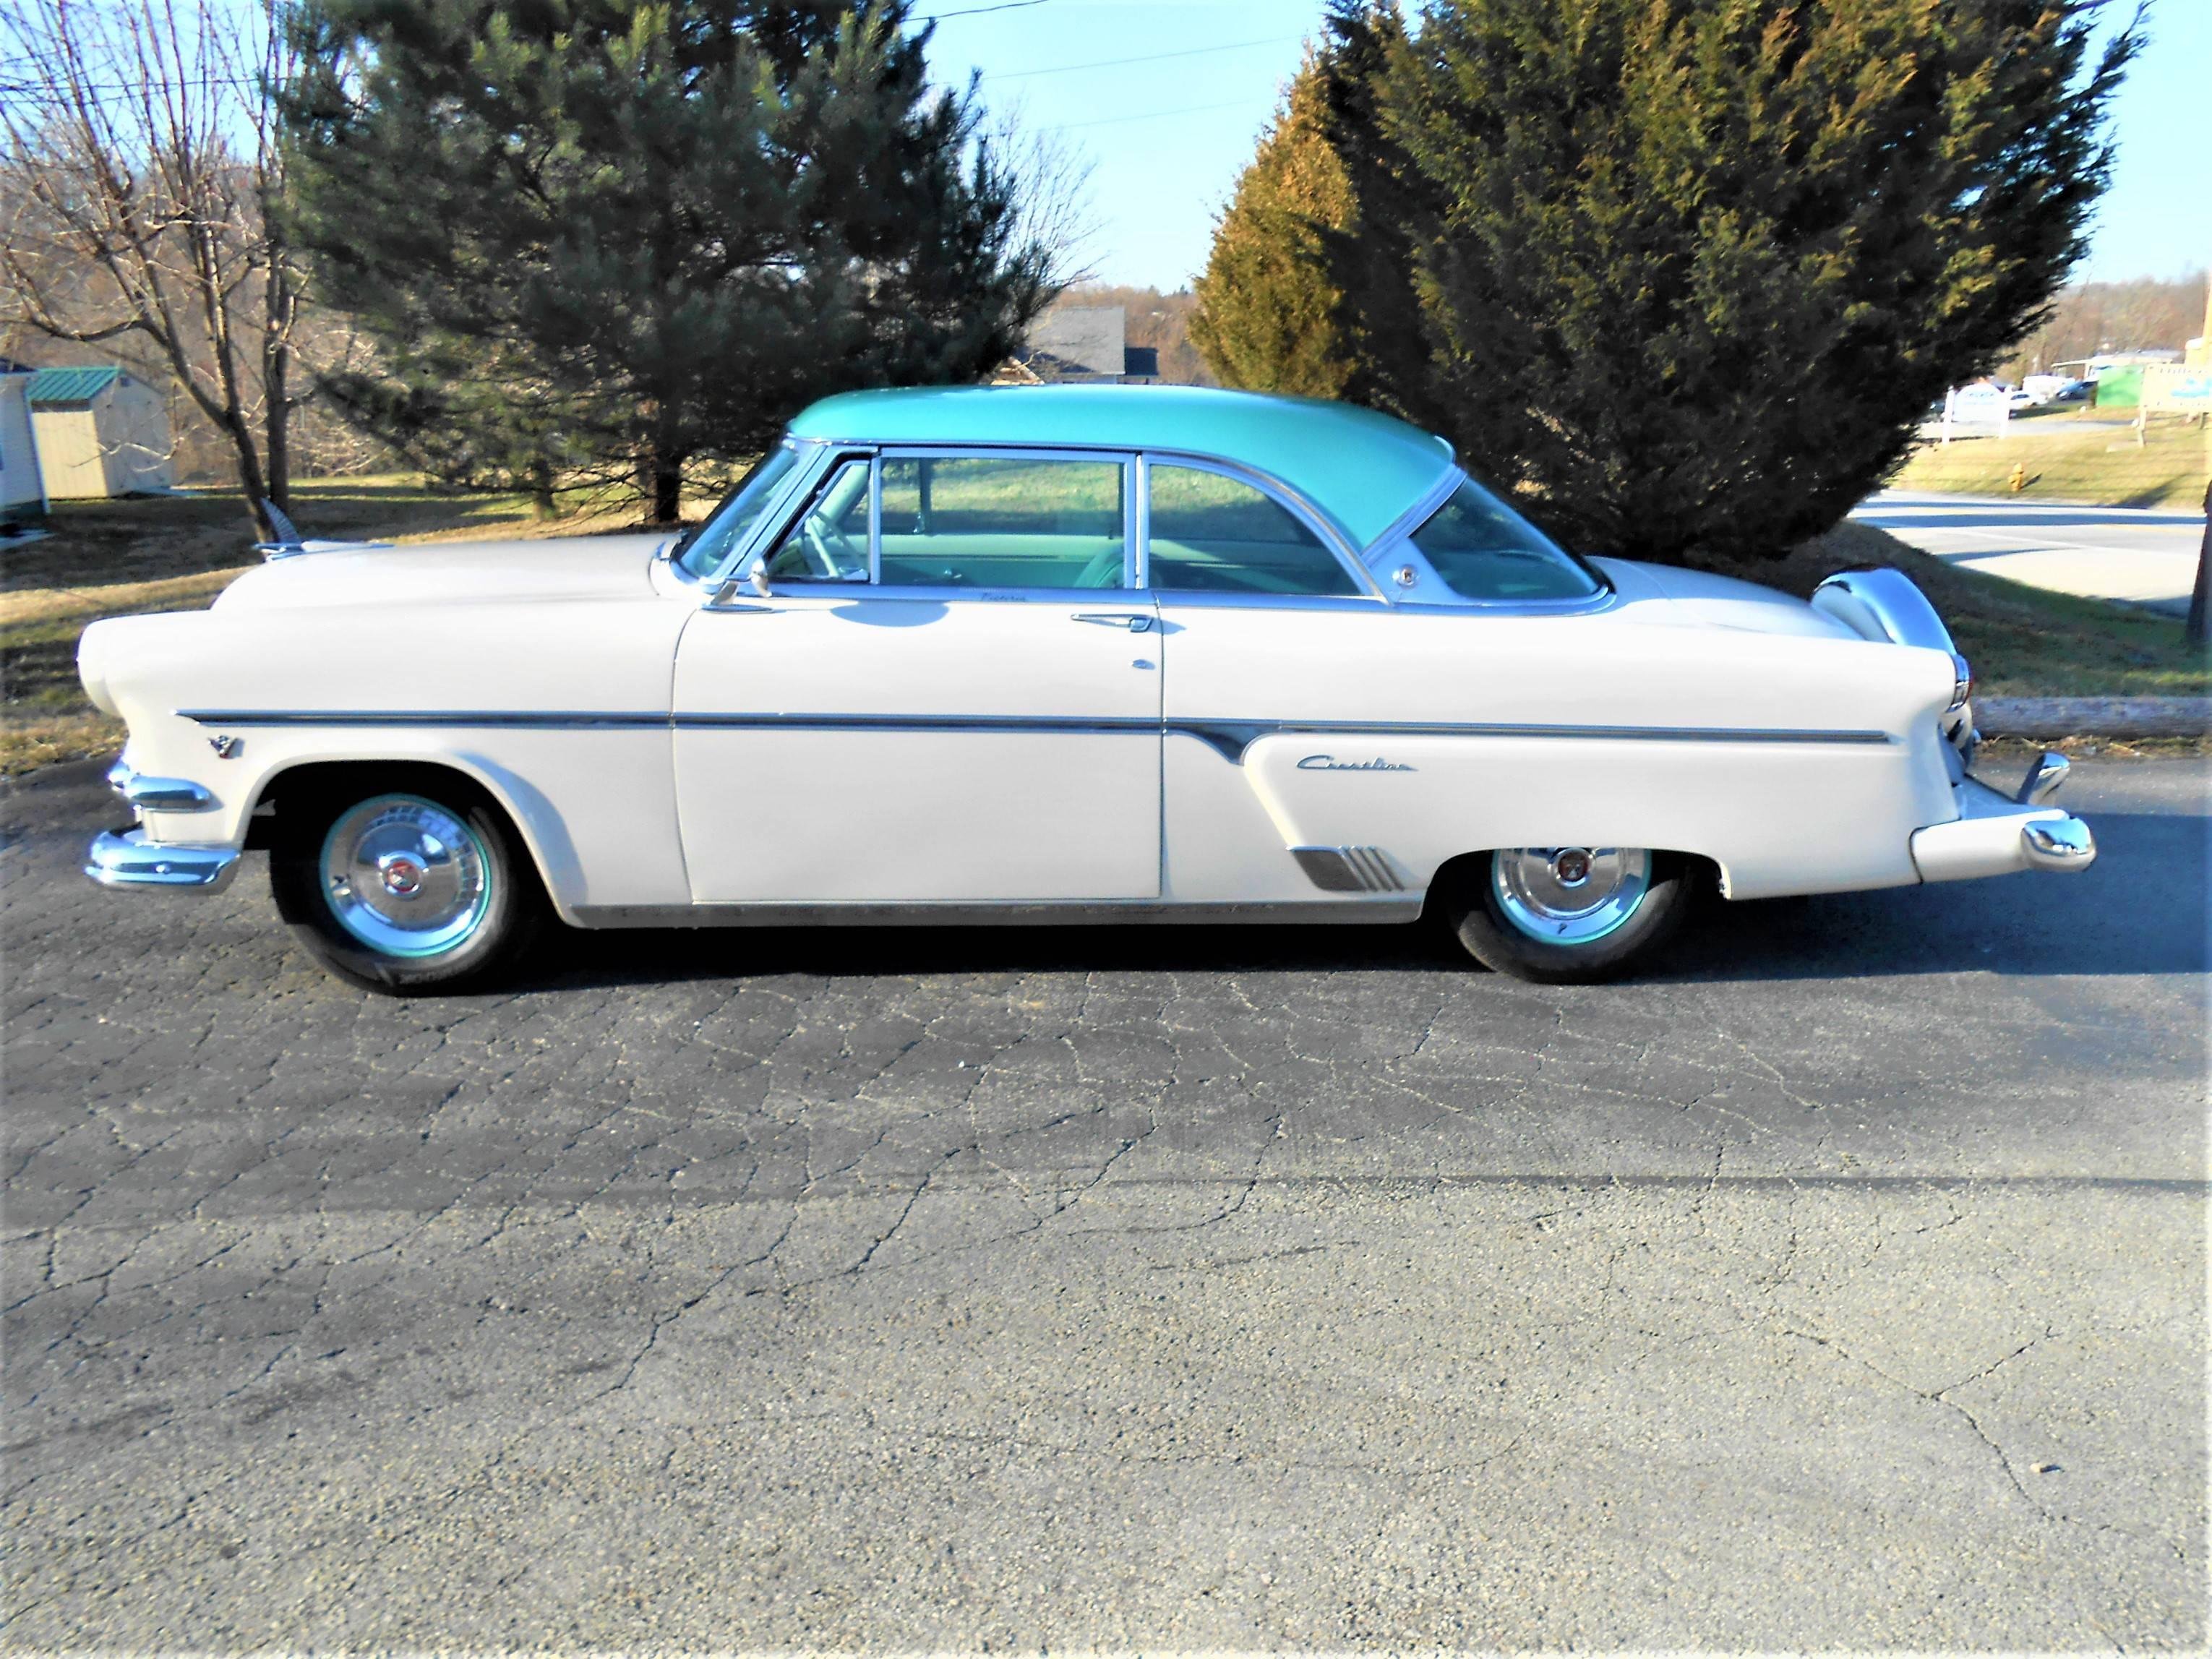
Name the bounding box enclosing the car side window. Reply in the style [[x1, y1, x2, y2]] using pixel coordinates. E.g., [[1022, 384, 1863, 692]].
[[1146, 464, 1359, 596], [1407, 478, 1602, 602], [763, 459, 872, 582], [878, 455, 1128, 590]]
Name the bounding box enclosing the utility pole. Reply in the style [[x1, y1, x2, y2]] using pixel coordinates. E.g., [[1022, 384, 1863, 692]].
[[2190, 272, 2211, 649]]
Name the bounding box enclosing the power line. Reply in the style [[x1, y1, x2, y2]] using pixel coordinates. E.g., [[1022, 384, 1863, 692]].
[[1050, 95, 1256, 132], [985, 33, 1301, 82], [914, 0, 1057, 19]]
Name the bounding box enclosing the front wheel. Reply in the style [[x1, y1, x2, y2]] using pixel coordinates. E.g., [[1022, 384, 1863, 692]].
[[1442, 846, 1694, 984], [270, 774, 543, 994]]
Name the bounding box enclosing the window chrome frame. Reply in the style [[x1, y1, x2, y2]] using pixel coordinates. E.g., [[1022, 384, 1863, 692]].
[[871, 445, 1141, 594], [1360, 466, 1617, 616], [1139, 448, 1384, 602], [712, 437, 1388, 606], [703, 440, 852, 603]]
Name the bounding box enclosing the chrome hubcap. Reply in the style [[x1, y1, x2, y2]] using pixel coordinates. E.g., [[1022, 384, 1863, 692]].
[[1493, 846, 1650, 945], [320, 794, 492, 959]]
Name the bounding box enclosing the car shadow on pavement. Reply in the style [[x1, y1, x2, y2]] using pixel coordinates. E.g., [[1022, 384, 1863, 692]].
[[510, 808, 2205, 990]]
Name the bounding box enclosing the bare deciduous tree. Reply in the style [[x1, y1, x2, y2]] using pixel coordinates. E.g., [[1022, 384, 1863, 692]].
[[1, 0, 303, 536]]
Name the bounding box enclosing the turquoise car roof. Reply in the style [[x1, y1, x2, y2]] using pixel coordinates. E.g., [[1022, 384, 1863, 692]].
[[785, 384, 1458, 551]]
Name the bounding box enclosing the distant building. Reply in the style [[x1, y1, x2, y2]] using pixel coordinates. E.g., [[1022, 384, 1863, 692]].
[[27, 364, 173, 499], [995, 307, 1161, 385], [0, 359, 46, 525]]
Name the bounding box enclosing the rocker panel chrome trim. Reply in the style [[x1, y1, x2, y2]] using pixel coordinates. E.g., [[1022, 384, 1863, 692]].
[[568, 898, 1425, 929]]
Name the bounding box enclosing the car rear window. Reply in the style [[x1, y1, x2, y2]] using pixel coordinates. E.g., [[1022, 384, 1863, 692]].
[[1408, 479, 1602, 603]]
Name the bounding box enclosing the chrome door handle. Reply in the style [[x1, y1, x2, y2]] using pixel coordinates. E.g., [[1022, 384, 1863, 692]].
[[1071, 612, 1154, 633]]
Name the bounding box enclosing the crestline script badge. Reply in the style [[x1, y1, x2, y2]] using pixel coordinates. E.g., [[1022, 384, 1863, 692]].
[[1298, 755, 1415, 772]]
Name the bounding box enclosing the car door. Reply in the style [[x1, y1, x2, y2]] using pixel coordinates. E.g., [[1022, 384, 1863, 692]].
[[673, 447, 1162, 904], [1142, 455, 1407, 903]]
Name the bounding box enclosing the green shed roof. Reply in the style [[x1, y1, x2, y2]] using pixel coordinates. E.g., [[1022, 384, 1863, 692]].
[[25, 365, 124, 406], [786, 385, 1458, 549]]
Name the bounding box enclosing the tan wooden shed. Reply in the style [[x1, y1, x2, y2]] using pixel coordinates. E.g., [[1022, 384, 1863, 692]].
[[27, 365, 173, 498]]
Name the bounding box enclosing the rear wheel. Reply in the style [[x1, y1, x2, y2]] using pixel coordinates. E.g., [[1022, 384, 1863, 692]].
[[269, 772, 543, 994], [1443, 846, 1693, 984]]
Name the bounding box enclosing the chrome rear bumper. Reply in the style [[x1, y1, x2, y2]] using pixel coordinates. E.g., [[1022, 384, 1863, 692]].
[[85, 827, 240, 893], [1911, 776, 2096, 883]]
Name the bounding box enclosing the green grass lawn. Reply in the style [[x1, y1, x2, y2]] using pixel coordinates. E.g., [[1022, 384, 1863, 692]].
[[1714, 520, 2208, 698], [3, 483, 2202, 778], [1889, 410, 2210, 509]]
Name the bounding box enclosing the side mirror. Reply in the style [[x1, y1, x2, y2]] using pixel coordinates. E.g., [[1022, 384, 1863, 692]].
[[747, 561, 772, 598]]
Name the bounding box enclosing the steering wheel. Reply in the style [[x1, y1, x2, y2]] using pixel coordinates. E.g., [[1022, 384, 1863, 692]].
[[802, 519, 862, 579], [1072, 545, 1126, 588]]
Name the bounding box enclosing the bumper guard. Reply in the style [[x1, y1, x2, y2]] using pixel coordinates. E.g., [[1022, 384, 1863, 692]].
[[85, 826, 241, 893]]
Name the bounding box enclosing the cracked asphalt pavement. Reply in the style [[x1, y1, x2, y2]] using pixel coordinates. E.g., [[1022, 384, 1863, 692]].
[[4, 756, 2205, 1651]]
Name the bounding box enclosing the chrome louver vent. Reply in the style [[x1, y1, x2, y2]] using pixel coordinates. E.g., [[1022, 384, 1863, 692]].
[[1290, 846, 1405, 893]]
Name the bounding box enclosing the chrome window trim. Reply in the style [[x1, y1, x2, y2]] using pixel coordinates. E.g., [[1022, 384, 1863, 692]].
[[703, 441, 859, 601], [764, 437, 1379, 600], [854, 445, 1139, 596], [1149, 591, 1388, 616], [1139, 448, 1384, 601], [867, 455, 883, 586], [679, 438, 833, 590], [717, 451, 876, 599], [1366, 468, 1466, 556], [1361, 467, 1616, 614]]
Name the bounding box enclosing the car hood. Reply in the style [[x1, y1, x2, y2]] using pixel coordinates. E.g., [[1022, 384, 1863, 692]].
[[211, 533, 671, 612], [1592, 556, 1861, 640]]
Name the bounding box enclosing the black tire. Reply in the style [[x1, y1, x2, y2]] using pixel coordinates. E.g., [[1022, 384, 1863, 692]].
[[269, 769, 544, 995], [1441, 847, 1695, 985]]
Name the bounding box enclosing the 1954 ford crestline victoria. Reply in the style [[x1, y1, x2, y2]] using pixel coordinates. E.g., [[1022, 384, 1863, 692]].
[[80, 385, 2095, 994]]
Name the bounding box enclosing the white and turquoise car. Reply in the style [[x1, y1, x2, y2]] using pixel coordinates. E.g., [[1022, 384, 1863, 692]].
[[81, 385, 2092, 993]]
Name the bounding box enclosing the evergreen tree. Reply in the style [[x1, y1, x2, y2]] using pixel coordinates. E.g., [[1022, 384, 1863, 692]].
[[283, 0, 1060, 520], [1314, 0, 2136, 566], [1190, 51, 1355, 398]]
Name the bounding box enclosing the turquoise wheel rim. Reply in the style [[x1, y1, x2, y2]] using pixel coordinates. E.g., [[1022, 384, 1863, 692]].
[[319, 794, 494, 959], [1492, 847, 1650, 945]]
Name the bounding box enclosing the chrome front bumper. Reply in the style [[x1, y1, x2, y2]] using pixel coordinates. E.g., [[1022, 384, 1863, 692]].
[[85, 827, 241, 893]]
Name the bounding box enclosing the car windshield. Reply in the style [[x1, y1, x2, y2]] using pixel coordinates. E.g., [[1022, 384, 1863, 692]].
[[1408, 477, 1603, 603], [671, 440, 806, 580]]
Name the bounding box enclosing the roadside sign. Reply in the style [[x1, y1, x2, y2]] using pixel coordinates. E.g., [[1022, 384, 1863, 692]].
[[2141, 364, 2212, 413], [1942, 382, 2010, 443]]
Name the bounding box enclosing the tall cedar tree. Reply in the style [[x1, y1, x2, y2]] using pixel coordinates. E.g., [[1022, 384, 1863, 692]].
[[283, 0, 1056, 520], [1190, 53, 1356, 398], [1313, 0, 2136, 565]]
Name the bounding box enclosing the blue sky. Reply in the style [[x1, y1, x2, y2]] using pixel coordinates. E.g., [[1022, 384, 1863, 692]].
[[919, 0, 2210, 292]]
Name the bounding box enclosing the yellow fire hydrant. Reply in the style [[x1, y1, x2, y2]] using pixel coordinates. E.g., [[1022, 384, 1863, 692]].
[[2009, 462, 2027, 493]]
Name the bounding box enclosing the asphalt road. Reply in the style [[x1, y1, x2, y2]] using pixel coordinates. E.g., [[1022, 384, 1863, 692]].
[[4, 758, 2205, 1652], [1853, 491, 2207, 614]]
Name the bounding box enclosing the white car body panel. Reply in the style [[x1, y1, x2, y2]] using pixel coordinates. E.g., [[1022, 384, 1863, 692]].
[[671, 588, 1162, 903], [76, 388, 2094, 948]]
